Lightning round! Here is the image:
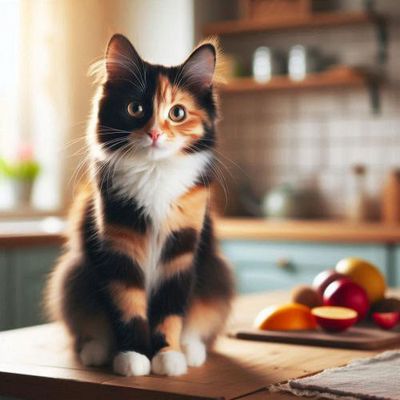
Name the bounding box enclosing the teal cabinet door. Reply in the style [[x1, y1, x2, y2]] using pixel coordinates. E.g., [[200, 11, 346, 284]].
[[12, 246, 60, 328], [0, 252, 12, 330], [392, 246, 400, 288], [221, 240, 388, 294]]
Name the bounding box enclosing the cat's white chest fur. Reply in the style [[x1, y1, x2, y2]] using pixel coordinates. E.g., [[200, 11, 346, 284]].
[[113, 151, 211, 291], [114, 151, 211, 226]]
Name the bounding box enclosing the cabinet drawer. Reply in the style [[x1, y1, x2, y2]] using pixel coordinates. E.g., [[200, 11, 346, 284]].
[[221, 240, 388, 294]]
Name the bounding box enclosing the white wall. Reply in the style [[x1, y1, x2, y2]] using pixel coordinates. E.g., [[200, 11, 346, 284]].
[[106, 0, 195, 65]]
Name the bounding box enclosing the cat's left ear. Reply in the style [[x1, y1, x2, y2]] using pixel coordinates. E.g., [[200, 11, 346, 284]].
[[181, 43, 216, 90], [105, 34, 143, 81]]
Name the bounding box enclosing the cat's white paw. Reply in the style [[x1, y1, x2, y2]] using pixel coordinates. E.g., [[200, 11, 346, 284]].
[[113, 351, 151, 376], [151, 350, 187, 376], [79, 340, 109, 367], [182, 339, 206, 367]]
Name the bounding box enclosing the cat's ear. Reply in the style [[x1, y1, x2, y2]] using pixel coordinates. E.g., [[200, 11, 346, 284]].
[[105, 34, 142, 81], [181, 43, 216, 90]]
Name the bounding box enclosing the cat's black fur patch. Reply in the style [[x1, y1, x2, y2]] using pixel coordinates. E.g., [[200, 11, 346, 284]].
[[149, 269, 194, 329], [161, 228, 198, 263], [97, 64, 159, 151], [193, 212, 235, 301], [113, 316, 151, 356], [81, 199, 144, 284]]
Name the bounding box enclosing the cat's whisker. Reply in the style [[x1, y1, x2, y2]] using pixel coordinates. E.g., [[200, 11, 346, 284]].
[[183, 143, 230, 207], [56, 137, 87, 155], [98, 125, 133, 134], [70, 157, 90, 198]]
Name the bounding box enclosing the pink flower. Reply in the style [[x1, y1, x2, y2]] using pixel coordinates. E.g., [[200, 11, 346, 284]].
[[17, 144, 34, 161]]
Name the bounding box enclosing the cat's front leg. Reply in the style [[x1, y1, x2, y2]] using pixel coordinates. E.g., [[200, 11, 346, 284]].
[[149, 271, 193, 376], [95, 250, 152, 377], [109, 281, 152, 377]]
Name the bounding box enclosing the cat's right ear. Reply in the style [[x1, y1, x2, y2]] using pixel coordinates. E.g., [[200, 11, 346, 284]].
[[105, 34, 142, 81]]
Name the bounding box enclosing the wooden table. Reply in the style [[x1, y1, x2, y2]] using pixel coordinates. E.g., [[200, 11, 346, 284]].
[[0, 291, 399, 400]]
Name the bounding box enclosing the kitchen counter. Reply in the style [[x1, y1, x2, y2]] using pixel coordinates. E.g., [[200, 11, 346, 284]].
[[2, 217, 400, 247], [0, 289, 398, 400], [0, 217, 65, 247], [216, 218, 400, 243]]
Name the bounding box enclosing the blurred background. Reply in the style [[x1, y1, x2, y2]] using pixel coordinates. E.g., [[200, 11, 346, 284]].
[[0, 0, 399, 330]]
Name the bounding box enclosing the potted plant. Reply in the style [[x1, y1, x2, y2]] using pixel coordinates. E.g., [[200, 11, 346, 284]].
[[0, 145, 40, 207]]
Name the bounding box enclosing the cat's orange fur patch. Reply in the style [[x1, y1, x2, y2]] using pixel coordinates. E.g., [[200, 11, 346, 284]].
[[162, 252, 194, 280], [156, 315, 183, 352], [164, 185, 208, 234], [105, 224, 148, 267], [186, 298, 230, 341], [109, 283, 147, 322], [66, 184, 94, 252], [155, 75, 210, 143]]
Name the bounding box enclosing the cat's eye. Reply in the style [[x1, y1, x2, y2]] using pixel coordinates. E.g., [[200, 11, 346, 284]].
[[168, 104, 186, 122], [127, 102, 144, 118]]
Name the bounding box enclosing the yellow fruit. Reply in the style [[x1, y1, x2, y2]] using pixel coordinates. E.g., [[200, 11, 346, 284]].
[[335, 258, 386, 303], [254, 303, 317, 331]]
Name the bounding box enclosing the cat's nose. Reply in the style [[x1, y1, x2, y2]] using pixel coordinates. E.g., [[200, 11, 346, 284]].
[[148, 129, 162, 142]]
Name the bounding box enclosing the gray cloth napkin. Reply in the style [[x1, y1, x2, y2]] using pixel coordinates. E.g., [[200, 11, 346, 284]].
[[271, 351, 400, 400]]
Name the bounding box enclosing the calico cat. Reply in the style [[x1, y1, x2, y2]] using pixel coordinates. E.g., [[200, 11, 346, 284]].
[[45, 34, 234, 377]]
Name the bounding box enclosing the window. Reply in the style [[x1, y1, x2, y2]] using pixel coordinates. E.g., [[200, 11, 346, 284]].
[[0, 0, 21, 208], [0, 0, 65, 211]]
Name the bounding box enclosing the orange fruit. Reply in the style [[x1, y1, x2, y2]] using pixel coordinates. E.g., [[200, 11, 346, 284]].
[[254, 303, 317, 331], [335, 258, 386, 303]]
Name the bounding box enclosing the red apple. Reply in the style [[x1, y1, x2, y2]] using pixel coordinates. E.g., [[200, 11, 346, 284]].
[[313, 269, 346, 296], [323, 279, 370, 321], [372, 312, 400, 330], [312, 306, 358, 332]]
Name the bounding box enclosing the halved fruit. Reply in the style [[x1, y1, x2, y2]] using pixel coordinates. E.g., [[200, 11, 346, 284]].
[[254, 303, 317, 331], [312, 306, 357, 332], [372, 312, 400, 330]]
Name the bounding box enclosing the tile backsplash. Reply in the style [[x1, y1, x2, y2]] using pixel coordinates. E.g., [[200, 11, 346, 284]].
[[217, 5, 400, 219]]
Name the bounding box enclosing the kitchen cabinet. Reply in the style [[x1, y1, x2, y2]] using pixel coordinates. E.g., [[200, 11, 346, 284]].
[[392, 245, 400, 287], [12, 247, 60, 328], [222, 240, 389, 293], [0, 246, 60, 331], [0, 252, 11, 330], [0, 237, 398, 331]]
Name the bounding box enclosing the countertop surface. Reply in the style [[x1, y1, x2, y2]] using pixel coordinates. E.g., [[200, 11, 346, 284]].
[[216, 218, 400, 243], [0, 290, 399, 400], [2, 217, 400, 246], [0, 217, 66, 247]]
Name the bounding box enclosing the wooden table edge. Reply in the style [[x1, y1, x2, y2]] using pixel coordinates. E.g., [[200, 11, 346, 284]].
[[0, 370, 221, 400]]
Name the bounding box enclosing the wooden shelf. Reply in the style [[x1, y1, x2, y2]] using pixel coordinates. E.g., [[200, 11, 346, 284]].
[[220, 67, 370, 94], [204, 11, 383, 36], [215, 218, 400, 243]]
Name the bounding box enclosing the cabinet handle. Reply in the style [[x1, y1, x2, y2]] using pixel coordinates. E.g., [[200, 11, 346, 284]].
[[276, 258, 291, 269]]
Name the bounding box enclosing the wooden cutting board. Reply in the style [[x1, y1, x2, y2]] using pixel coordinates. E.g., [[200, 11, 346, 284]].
[[231, 326, 400, 350]]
